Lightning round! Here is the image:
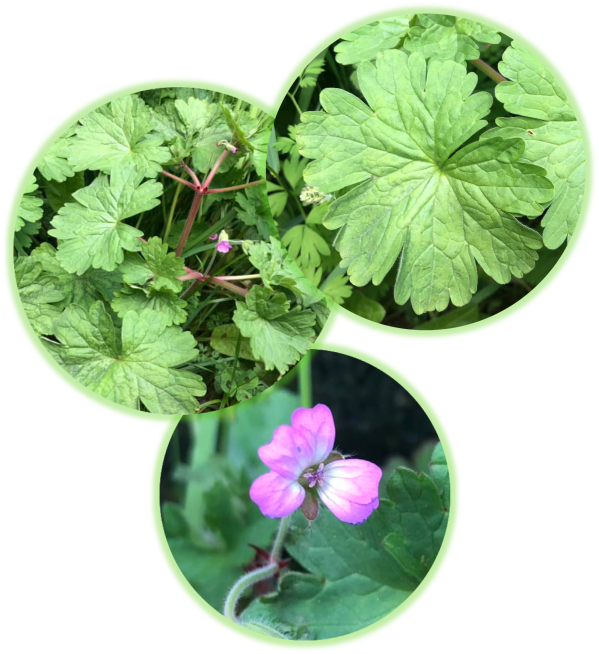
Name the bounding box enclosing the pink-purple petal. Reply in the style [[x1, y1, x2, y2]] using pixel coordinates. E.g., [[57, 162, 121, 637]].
[[317, 458, 382, 524], [249, 471, 305, 519], [317, 487, 379, 524], [291, 404, 335, 465], [258, 424, 316, 479]]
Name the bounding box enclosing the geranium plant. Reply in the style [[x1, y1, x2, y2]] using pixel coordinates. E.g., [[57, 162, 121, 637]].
[[160, 359, 449, 640], [13, 88, 328, 413], [269, 14, 585, 329]]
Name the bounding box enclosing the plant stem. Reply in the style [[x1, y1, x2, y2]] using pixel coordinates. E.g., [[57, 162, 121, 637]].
[[164, 181, 183, 242], [325, 49, 349, 91], [179, 268, 249, 297], [216, 274, 261, 281], [298, 352, 312, 408], [202, 247, 218, 277], [270, 514, 292, 562], [203, 149, 229, 189], [135, 211, 145, 229], [161, 194, 167, 224], [223, 514, 292, 624], [160, 169, 197, 191], [179, 161, 201, 187], [469, 58, 507, 84], [220, 332, 242, 410], [286, 92, 303, 118], [223, 562, 278, 623], [175, 191, 203, 257], [206, 179, 265, 195]]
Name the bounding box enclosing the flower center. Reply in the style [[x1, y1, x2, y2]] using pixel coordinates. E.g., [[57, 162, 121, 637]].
[[303, 463, 325, 488]]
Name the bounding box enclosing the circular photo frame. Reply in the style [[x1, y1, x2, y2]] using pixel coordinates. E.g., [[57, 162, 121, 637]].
[[157, 347, 452, 641]]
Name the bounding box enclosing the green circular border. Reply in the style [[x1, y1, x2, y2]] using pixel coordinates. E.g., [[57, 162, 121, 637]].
[[153, 341, 456, 645], [2, 2, 597, 425]]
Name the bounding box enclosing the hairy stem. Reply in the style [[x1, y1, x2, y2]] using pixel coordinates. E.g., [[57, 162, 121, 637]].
[[223, 562, 278, 624], [223, 514, 292, 624], [270, 514, 292, 562], [175, 192, 203, 257], [469, 58, 507, 84]]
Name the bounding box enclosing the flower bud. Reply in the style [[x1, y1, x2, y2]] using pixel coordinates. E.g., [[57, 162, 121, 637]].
[[300, 493, 319, 521], [299, 184, 333, 206]]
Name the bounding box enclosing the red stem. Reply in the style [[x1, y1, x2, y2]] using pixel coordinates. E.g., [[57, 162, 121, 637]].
[[179, 161, 201, 187], [202, 149, 229, 189], [179, 267, 249, 297], [175, 192, 204, 257], [160, 170, 197, 191], [206, 179, 265, 195]]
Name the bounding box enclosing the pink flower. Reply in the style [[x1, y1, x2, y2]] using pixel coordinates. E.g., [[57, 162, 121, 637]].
[[217, 241, 231, 253], [249, 404, 382, 524], [209, 233, 218, 241]]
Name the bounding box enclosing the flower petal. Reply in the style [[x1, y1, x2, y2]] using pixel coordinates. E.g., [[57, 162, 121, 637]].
[[291, 404, 335, 465], [249, 471, 305, 519], [258, 424, 315, 478], [317, 459, 382, 524]]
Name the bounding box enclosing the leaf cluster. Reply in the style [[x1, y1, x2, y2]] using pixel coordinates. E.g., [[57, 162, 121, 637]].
[[14, 89, 327, 413], [270, 14, 584, 327]]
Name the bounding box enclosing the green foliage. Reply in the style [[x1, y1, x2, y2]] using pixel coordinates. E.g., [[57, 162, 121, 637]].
[[43, 172, 86, 213], [234, 287, 316, 374], [298, 56, 326, 88], [344, 290, 386, 323], [334, 16, 413, 65], [236, 185, 275, 239], [111, 286, 188, 326], [333, 14, 500, 67], [297, 51, 552, 314], [163, 391, 300, 609], [484, 42, 585, 248], [16, 176, 43, 231], [273, 13, 580, 328], [49, 164, 162, 274], [52, 301, 206, 413], [162, 393, 447, 640], [119, 237, 186, 292], [241, 442, 449, 639], [15, 257, 66, 335], [210, 324, 258, 361], [29, 243, 123, 311], [37, 125, 77, 182], [68, 95, 171, 178], [320, 270, 352, 305], [404, 14, 501, 64], [282, 224, 330, 269], [13, 89, 327, 412]]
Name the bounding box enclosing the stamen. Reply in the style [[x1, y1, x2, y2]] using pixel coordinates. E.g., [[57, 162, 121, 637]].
[[302, 463, 326, 488]]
